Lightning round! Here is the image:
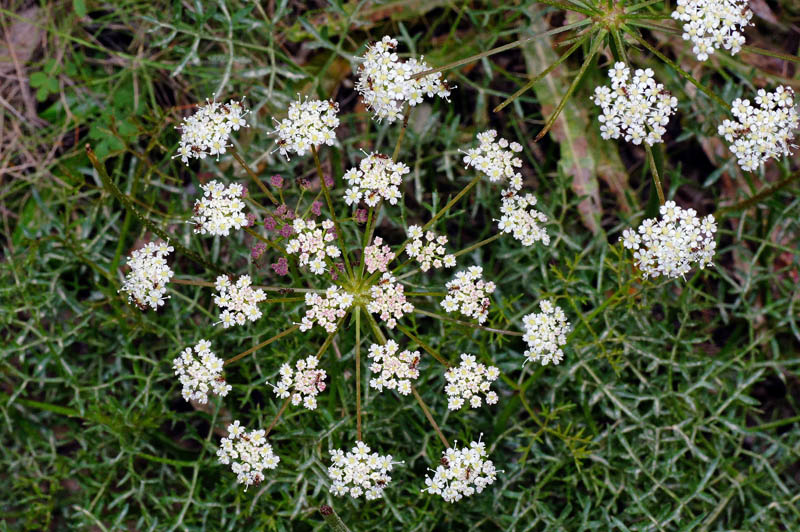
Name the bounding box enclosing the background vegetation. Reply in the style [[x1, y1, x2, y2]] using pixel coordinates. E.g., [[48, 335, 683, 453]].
[[2, 0, 799, 530]]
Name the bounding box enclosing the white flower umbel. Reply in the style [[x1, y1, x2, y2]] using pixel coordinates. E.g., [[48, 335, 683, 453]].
[[173, 339, 231, 403], [272, 96, 339, 159], [355, 35, 452, 124], [271, 355, 327, 410], [620, 200, 717, 279], [214, 275, 266, 328], [423, 435, 498, 503], [367, 340, 420, 396], [364, 236, 395, 274], [671, 0, 752, 61], [120, 241, 174, 310], [216, 420, 280, 488], [444, 354, 499, 411], [174, 98, 248, 164], [300, 286, 354, 333], [718, 86, 799, 172], [591, 63, 678, 146], [286, 219, 340, 275], [461, 130, 524, 192], [343, 152, 410, 207], [442, 266, 495, 324], [522, 300, 570, 366], [328, 441, 400, 500], [406, 225, 456, 272], [192, 180, 248, 236], [497, 190, 550, 247], [367, 273, 414, 329]]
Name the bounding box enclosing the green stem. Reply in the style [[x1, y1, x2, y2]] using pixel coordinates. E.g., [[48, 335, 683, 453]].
[[644, 143, 665, 205], [717, 169, 800, 216], [625, 27, 730, 110], [224, 324, 301, 366], [396, 324, 451, 367], [742, 45, 800, 65], [453, 233, 503, 257], [86, 145, 224, 274], [534, 30, 606, 142], [411, 387, 450, 448], [411, 19, 593, 80], [172, 277, 324, 293], [319, 505, 352, 532], [230, 148, 279, 205], [415, 308, 523, 336], [494, 31, 591, 113], [355, 307, 362, 441], [312, 145, 354, 279]]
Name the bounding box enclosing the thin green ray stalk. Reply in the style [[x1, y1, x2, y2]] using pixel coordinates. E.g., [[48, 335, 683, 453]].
[[396, 324, 450, 367], [411, 387, 450, 448], [625, 26, 730, 110], [319, 505, 352, 532], [410, 19, 593, 81], [453, 233, 503, 257], [534, 30, 607, 142], [742, 45, 800, 65], [355, 307, 362, 441], [414, 308, 523, 336], [230, 148, 279, 205], [312, 145, 354, 279], [224, 324, 301, 366], [494, 31, 592, 113], [644, 143, 665, 205], [717, 168, 800, 216]]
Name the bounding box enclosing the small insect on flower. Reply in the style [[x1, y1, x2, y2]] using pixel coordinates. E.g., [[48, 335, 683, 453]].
[[521, 300, 570, 366], [173, 339, 231, 403], [173, 97, 248, 164], [343, 152, 410, 207], [461, 130, 524, 192], [216, 420, 280, 489], [299, 286, 354, 333], [405, 226, 456, 272], [443, 354, 500, 410], [272, 95, 339, 159], [496, 190, 550, 247], [119, 241, 175, 310], [423, 435, 498, 503], [214, 274, 266, 328], [328, 441, 401, 500], [442, 266, 496, 324], [192, 181, 248, 237], [270, 355, 327, 410], [366, 340, 420, 395]]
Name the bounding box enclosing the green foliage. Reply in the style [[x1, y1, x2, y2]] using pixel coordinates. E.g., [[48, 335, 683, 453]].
[[2, 0, 799, 530]]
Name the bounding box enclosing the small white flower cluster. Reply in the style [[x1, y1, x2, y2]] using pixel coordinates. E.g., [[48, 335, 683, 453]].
[[286, 219, 340, 275], [367, 340, 420, 396], [120, 241, 174, 310], [355, 35, 452, 124], [522, 300, 570, 366], [192, 181, 248, 236], [406, 225, 456, 272], [329, 441, 398, 500], [214, 275, 266, 328], [343, 153, 410, 206], [272, 355, 327, 410], [364, 236, 395, 274], [671, 0, 752, 61], [497, 190, 550, 247], [173, 339, 231, 403], [217, 420, 280, 488], [300, 287, 354, 333], [273, 96, 338, 159], [620, 200, 717, 279], [442, 266, 495, 324], [367, 273, 414, 329], [462, 130, 523, 192], [444, 354, 499, 411], [175, 98, 248, 164], [591, 63, 678, 146], [423, 436, 498, 503], [718, 86, 798, 172]]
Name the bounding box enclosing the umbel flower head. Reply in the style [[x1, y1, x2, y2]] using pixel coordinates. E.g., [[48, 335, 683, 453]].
[[423, 436, 498, 503], [620, 201, 717, 279], [442, 266, 496, 324], [214, 274, 266, 328], [406, 225, 456, 272], [671, 0, 752, 61], [444, 354, 499, 410], [174, 97, 248, 164], [192, 180, 248, 236], [591, 62, 678, 146], [522, 300, 570, 366], [718, 86, 799, 172], [497, 190, 550, 247], [272, 355, 327, 410], [462, 130, 524, 192], [173, 339, 231, 403], [119, 241, 174, 310], [272, 95, 339, 159], [343, 152, 410, 206], [364, 236, 395, 274], [355, 35, 452, 124], [328, 441, 399, 500], [367, 340, 420, 396], [300, 286, 354, 333], [285, 218, 341, 275], [216, 420, 280, 488], [367, 273, 414, 329]]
